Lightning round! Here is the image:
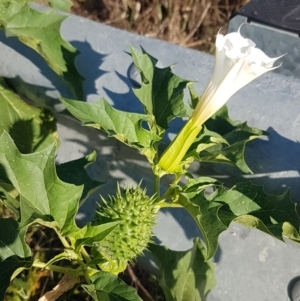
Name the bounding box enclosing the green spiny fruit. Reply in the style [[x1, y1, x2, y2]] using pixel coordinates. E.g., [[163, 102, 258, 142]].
[[93, 183, 159, 274]]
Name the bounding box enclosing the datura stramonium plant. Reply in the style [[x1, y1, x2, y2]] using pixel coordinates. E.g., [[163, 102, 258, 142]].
[[93, 184, 159, 275], [158, 30, 282, 174]]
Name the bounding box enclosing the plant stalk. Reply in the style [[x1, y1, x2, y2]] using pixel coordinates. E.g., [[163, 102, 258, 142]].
[[158, 202, 183, 208], [54, 228, 71, 249], [154, 173, 160, 198], [33, 261, 80, 276]]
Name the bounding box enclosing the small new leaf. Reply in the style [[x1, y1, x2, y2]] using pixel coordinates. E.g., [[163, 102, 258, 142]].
[[69, 222, 120, 253]]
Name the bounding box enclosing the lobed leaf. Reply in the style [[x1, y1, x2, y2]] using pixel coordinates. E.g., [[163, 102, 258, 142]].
[[179, 190, 228, 259], [214, 181, 300, 240], [130, 46, 191, 130], [178, 179, 300, 259], [82, 271, 142, 301], [0, 78, 58, 154], [149, 238, 216, 301], [60, 97, 161, 163], [0, 0, 83, 98], [69, 222, 120, 253], [185, 105, 268, 173], [0, 131, 83, 235]]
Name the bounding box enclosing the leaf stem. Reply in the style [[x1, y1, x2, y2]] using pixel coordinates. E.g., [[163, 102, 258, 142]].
[[33, 261, 81, 276], [158, 202, 183, 208], [81, 246, 92, 264], [153, 144, 161, 198], [54, 228, 71, 249], [75, 255, 92, 285]]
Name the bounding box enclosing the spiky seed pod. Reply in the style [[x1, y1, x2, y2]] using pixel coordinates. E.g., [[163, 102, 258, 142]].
[[93, 183, 159, 274]]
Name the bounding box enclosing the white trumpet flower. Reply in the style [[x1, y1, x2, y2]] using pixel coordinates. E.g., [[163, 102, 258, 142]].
[[193, 31, 281, 126], [158, 30, 281, 174]]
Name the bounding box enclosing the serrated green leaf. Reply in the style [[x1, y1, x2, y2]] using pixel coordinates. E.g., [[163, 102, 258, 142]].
[[56, 151, 103, 204], [0, 131, 83, 235], [214, 181, 300, 240], [69, 222, 120, 253], [179, 191, 227, 259], [130, 46, 191, 129], [149, 238, 216, 301], [0, 78, 58, 154], [185, 105, 268, 173], [0, 218, 32, 300], [82, 271, 142, 301], [179, 180, 300, 259], [0, 0, 83, 98], [60, 97, 161, 163]]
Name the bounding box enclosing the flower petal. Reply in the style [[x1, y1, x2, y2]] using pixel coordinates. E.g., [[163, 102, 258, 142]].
[[193, 31, 282, 126]]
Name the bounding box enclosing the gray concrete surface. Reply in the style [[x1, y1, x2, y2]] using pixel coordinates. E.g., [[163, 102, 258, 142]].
[[0, 7, 300, 300], [229, 14, 300, 79]]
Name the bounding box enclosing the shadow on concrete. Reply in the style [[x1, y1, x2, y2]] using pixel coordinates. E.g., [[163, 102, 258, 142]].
[[0, 31, 72, 107], [0, 34, 109, 106], [70, 40, 109, 99]]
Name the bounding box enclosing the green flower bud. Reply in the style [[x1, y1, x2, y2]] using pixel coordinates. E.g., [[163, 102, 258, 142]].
[[93, 183, 159, 274]]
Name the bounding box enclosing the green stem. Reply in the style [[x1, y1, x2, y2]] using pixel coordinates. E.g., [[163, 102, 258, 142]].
[[75, 254, 92, 285], [54, 228, 71, 249], [158, 202, 183, 208], [154, 173, 160, 198], [79, 198, 86, 208], [81, 246, 92, 264], [33, 261, 81, 276], [153, 142, 161, 198], [83, 269, 92, 285]]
